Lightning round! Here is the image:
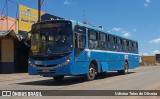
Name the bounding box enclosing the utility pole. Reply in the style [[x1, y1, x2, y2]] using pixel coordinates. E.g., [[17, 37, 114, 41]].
[[38, 0, 41, 22]]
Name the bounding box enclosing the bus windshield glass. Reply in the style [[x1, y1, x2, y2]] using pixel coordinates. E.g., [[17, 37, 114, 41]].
[[30, 21, 73, 57]]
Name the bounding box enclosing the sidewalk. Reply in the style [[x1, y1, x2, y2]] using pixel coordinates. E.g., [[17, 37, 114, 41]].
[[0, 73, 43, 82]]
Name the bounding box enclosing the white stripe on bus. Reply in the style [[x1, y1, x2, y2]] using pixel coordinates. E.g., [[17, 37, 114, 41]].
[[84, 49, 139, 56]]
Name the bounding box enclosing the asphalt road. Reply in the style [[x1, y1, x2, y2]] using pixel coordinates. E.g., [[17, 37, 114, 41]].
[[0, 66, 160, 99]]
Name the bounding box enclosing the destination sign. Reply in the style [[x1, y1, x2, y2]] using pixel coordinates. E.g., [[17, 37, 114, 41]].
[[32, 22, 66, 30]]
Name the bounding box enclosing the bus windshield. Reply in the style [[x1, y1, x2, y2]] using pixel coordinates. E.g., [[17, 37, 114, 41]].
[[30, 28, 73, 57]]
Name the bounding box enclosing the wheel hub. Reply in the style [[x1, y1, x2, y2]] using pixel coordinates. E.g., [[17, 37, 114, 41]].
[[89, 68, 95, 77]]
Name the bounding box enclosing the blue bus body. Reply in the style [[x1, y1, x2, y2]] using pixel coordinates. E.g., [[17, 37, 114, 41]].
[[28, 20, 139, 79]]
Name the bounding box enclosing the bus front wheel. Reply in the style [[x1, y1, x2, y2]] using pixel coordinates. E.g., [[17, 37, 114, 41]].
[[85, 63, 96, 81], [118, 62, 128, 75], [53, 75, 64, 81]]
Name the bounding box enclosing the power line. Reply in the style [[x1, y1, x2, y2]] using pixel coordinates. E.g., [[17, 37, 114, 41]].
[[7, 0, 19, 32], [0, 0, 19, 31], [7, 0, 19, 19], [8, 0, 18, 5], [0, 0, 7, 31], [1, 0, 7, 16]]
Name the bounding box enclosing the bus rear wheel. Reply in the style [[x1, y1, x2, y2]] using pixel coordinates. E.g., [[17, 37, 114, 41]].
[[118, 62, 128, 75], [85, 63, 96, 81], [53, 75, 64, 81]]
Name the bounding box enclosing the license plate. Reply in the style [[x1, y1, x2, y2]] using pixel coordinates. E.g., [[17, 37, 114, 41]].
[[42, 69, 49, 73], [35, 61, 42, 65]]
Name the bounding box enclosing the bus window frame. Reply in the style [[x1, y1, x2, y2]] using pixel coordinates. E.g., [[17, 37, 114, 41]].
[[74, 25, 86, 56], [88, 29, 99, 49], [98, 32, 108, 50]]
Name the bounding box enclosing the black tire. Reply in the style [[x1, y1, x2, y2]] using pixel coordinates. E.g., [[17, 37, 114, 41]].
[[85, 63, 96, 81], [118, 62, 128, 75], [53, 75, 64, 81], [97, 72, 107, 79], [98, 72, 107, 77]]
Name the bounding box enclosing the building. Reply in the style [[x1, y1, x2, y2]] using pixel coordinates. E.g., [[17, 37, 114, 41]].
[[0, 4, 63, 73], [0, 15, 29, 73]]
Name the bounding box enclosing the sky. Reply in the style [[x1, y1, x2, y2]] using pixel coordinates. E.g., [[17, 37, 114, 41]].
[[0, 0, 160, 56]]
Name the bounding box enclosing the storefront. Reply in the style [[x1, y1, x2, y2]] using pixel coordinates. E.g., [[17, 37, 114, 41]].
[[0, 4, 63, 73], [0, 32, 14, 73], [0, 30, 29, 73]]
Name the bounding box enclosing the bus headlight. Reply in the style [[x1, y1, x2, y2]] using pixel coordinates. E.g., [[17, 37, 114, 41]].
[[57, 57, 71, 67], [28, 60, 31, 64], [66, 58, 71, 63], [28, 60, 35, 67]]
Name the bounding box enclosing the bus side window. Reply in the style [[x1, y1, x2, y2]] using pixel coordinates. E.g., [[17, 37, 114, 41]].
[[79, 35, 86, 48], [75, 33, 79, 48], [99, 33, 106, 50], [128, 41, 133, 53], [133, 42, 138, 54], [74, 25, 86, 56], [116, 37, 122, 52], [123, 39, 129, 52], [88, 29, 98, 49], [74, 25, 86, 48], [75, 33, 86, 48], [108, 35, 116, 51]]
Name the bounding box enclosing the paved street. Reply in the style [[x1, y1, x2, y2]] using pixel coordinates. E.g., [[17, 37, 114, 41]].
[[0, 66, 160, 99]]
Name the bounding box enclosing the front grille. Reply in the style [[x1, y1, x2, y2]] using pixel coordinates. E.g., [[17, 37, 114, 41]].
[[36, 64, 57, 68], [31, 56, 63, 60], [30, 52, 72, 60]]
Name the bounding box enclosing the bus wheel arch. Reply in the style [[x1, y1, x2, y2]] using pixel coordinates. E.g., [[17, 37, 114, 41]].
[[124, 60, 129, 74], [91, 60, 98, 74], [85, 60, 98, 81], [118, 60, 129, 75]]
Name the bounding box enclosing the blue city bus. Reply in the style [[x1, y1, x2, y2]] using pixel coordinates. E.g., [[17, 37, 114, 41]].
[[28, 20, 139, 81]]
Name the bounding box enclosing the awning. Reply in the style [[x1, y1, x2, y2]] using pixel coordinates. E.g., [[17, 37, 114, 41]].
[[0, 30, 23, 41], [0, 30, 10, 36]]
